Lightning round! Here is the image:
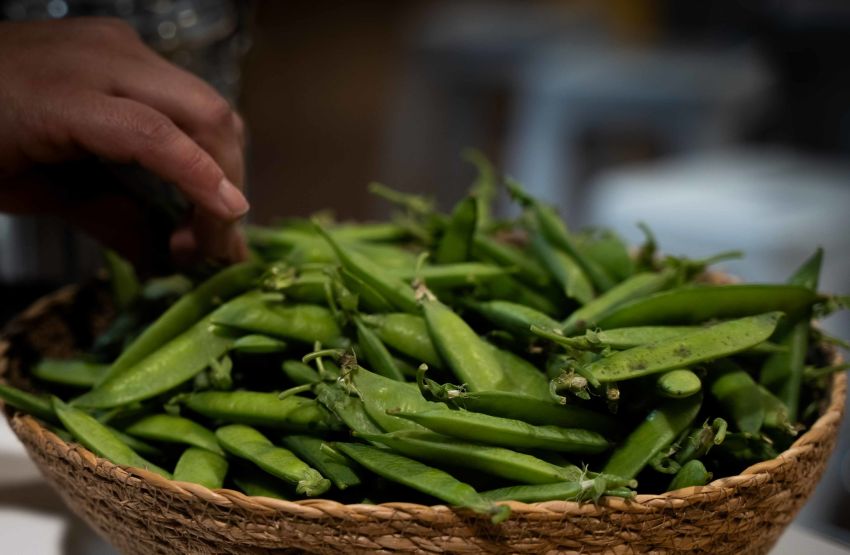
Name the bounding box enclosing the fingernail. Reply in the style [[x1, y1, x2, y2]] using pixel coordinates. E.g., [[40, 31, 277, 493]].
[[218, 178, 249, 217]]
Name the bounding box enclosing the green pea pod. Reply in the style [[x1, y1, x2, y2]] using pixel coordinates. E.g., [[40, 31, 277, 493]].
[[334, 442, 510, 523], [760, 248, 823, 422], [282, 360, 320, 386], [472, 233, 551, 288], [348, 365, 447, 433], [390, 408, 610, 454], [216, 424, 330, 496], [354, 317, 406, 381], [464, 299, 561, 338], [53, 398, 171, 478], [314, 223, 419, 313], [281, 435, 361, 490], [656, 369, 702, 399], [435, 196, 477, 264], [575, 229, 634, 283], [108, 428, 165, 459], [98, 262, 262, 386], [231, 335, 288, 354], [103, 249, 140, 310], [74, 308, 235, 409], [122, 414, 224, 455], [508, 179, 614, 292], [32, 359, 109, 388], [673, 419, 727, 465], [709, 363, 765, 434], [330, 222, 410, 243], [232, 468, 291, 500], [480, 474, 636, 503], [450, 390, 619, 435], [358, 430, 584, 484], [423, 299, 512, 392], [667, 459, 712, 491], [211, 293, 341, 345], [758, 385, 795, 434], [313, 382, 384, 435], [477, 274, 562, 317], [339, 268, 395, 313], [582, 312, 783, 383], [596, 285, 818, 328], [562, 269, 678, 334], [484, 343, 550, 400], [0, 384, 58, 423], [181, 391, 338, 431], [603, 395, 702, 479], [393, 263, 514, 289], [529, 232, 595, 305], [173, 447, 228, 489], [464, 148, 497, 228]]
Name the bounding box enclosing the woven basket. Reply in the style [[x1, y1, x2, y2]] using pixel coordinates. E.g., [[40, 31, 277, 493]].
[[0, 284, 845, 555]]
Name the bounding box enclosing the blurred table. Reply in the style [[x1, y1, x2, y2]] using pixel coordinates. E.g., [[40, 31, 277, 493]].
[[1, 417, 848, 554]]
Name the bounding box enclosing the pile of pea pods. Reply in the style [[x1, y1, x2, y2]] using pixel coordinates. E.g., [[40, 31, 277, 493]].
[[2, 154, 848, 523]]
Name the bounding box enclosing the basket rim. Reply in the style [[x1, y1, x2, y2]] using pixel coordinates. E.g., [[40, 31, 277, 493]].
[[0, 282, 846, 521]]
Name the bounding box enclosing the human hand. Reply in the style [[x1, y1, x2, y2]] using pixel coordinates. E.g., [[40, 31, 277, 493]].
[[0, 17, 250, 268]]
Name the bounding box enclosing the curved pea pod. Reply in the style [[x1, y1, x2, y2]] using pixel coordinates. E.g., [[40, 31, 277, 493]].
[[423, 299, 512, 392], [562, 269, 678, 334], [596, 284, 819, 329], [354, 317, 406, 381], [472, 233, 551, 288], [314, 223, 419, 313], [173, 447, 229, 489], [480, 474, 637, 503], [334, 442, 510, 523], [452, 391, 619, 435], [602, 395, 702, 480], [435, 195, 477, 264], [582, 312, 784, 383], [361, 313, 445, 366], [231, 335, 288, 354], [281, 435, 361, 490], [122, 414, 224, 455], [657, 369, 702, 399], [390, 408, 610, 455], [313, 382, 384, 435], [667, 459, 712, 491], [529, 231, 595, 306], [73, 309, 235, 409], [180, 391, 339, 431], [32, 359, 109, 388], [709, 364, 765, 434], [349, 365, 447, 433], [99, 262, 262, 386], [211, 293, 342, 345], [282, 360, 320, 386], [216, 424, 330, 497], [464, 299, 561, 338], [53, 399, 171, 478], [0, 384, 58, 423], [759, 385, 795, 434], [358, 430, 584, 484]]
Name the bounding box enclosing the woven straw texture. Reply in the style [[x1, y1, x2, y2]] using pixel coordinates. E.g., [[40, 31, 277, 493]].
[[0, 284, 845, 555]]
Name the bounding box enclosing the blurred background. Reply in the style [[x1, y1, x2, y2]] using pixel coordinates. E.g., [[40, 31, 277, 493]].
[[1, 0, 849, 552]]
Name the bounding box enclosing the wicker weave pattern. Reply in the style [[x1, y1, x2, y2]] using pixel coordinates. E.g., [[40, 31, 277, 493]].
[[0, 285, 845, 555]]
